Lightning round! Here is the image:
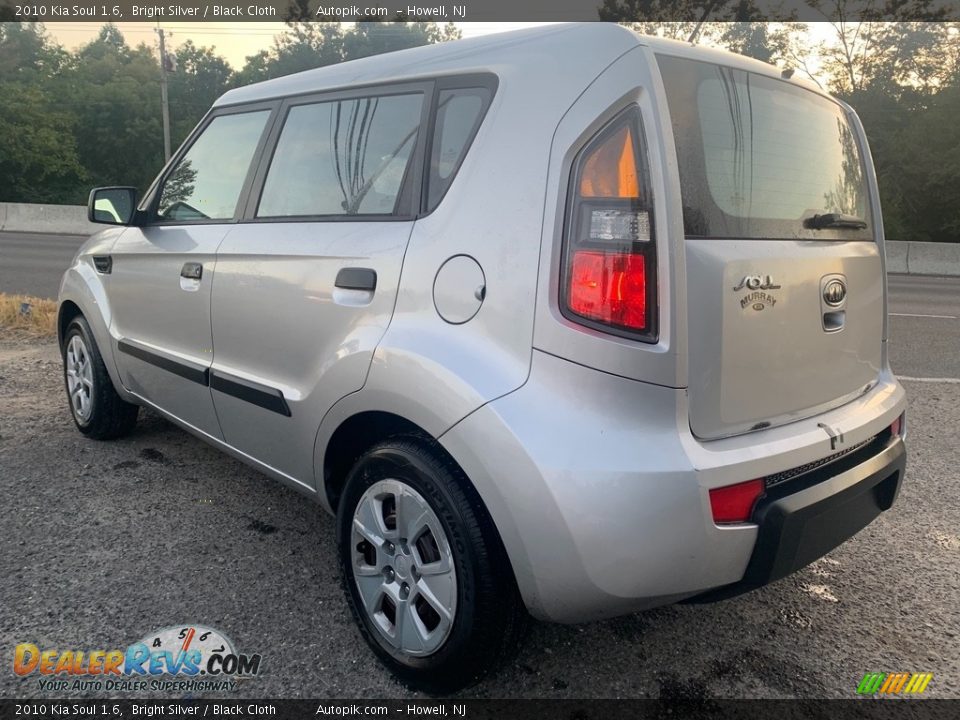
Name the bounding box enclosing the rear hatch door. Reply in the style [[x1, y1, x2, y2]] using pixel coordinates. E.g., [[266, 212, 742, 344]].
[[657, 54, 883, 440]]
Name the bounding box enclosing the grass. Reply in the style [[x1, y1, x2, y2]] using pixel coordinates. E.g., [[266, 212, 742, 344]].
[[0, 293, 58, 336]]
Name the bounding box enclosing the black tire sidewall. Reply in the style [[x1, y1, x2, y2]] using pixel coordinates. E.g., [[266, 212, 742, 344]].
[[336, 441, 487, 684], [62, 318, 100, 431]]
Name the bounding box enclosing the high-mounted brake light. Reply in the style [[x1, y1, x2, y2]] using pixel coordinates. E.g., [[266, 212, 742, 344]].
[[562, 107, 657, 339], [709, 479, 765, 524]]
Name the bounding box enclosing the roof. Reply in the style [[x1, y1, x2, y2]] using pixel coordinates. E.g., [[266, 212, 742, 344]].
[[215, 23, 827, 107]]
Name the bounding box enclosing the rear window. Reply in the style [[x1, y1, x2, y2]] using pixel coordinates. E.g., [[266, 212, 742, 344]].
[[657, 54, 872, 241]]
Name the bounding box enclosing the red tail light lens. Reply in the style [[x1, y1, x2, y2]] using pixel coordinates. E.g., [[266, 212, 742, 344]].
[[890, 413, 903, 437], [562, 107, 657, 340], [709, 479, 765, 524], [568, 251, 647, 330]]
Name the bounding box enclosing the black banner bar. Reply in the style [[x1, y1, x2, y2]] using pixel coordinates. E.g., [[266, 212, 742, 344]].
[[0, 0, 957, 22], [1, 700, 959, 720]]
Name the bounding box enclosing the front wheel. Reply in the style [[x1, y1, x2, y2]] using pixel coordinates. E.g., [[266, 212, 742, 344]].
[[337, 438, 525, 692], [62, 316, 139, 440]]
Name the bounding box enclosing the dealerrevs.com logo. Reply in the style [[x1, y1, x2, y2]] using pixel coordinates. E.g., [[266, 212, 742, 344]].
[[14, 625, 262, 693]]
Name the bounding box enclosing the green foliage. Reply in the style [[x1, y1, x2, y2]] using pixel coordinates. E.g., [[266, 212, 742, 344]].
[[61, 25, 166, 196], [0, 81, 85, 203], [234, 20, 462, 84], [0, 20, 458, 206], [0, 18, 955, 242], [168, 40, 235, 147]]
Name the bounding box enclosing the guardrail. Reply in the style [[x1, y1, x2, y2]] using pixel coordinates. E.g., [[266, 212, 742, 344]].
[[1, 202, 958, 276], [884, 241, 960, 276], [0, 202, 101, 236]]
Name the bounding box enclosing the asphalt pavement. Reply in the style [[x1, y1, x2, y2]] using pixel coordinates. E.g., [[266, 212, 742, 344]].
[[0, 231, 87, 299], [887, 274, 960, 379], [0, 232, 958, 700]]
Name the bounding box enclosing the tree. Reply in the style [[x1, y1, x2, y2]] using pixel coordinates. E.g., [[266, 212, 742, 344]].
[[0, 23, 83, 203], [167, 40, 235, 147], [0, 22, 68, 81], [343, 20, 461, 60], [62, 25, 165, 194], [0, 82, 85, 202], [232, 19, 461, 84], [808, 1, 950, 93]]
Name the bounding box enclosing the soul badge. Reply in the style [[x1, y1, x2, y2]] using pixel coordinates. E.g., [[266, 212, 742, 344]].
[[733, 274, 780, 311]]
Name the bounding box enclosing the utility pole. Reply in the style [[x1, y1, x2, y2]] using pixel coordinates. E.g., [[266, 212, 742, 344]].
[[156, 24, 172, 162]]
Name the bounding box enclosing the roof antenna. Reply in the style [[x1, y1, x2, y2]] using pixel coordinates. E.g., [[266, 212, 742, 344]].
[[688, 0, 722, 44], [781, 67, 795, 79]]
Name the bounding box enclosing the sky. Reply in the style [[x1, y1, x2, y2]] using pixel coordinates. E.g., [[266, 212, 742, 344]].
[[45, 22, 561, 69]]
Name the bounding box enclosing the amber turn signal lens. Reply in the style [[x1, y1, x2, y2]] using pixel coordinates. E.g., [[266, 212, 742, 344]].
[[578, 124, 640, 199]]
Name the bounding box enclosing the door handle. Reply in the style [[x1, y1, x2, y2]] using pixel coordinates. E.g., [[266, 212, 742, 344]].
[[181, 262, 203, 280], [335, 267, 377, 291]]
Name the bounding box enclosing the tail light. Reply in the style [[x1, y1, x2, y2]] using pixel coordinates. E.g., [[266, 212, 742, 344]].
[[709, 479, 765, 524], [561, 107, 657, 340]]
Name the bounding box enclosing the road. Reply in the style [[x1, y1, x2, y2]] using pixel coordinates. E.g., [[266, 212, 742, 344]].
[[887, 274, 960, 379], [0, 231, 86, 299], [0, 233, 958, 700]]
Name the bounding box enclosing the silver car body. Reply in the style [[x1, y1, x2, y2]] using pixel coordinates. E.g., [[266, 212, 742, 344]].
[[59, 25, 907, 622]]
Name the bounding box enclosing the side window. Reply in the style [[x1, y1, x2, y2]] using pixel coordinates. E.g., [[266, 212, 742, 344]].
[[257, 93, 424, 218], [426, 87, 491, 212], [157, 110, 270, 222]]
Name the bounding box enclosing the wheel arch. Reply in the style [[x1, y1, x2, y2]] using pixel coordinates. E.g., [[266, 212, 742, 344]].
[[322, 410, 427, 513], [57, 299, 83, 349], [318, 408, 525, 608], [58, 263, 128, 402]]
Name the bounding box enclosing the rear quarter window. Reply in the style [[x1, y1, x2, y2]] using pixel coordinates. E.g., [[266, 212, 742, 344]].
[[426, 86, 492, 212]]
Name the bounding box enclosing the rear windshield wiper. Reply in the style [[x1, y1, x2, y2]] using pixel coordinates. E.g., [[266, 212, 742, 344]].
[[804, 213, 868, 230]]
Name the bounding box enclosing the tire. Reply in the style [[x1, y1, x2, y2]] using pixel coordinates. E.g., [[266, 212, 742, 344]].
[[62, 316, 139, 440], [337, 437, 526, 692]]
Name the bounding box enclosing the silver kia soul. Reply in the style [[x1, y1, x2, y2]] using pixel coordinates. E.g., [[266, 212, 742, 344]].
[[60, 25, 907, 690]]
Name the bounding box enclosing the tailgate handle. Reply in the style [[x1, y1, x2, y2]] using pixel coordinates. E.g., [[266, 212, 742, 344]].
[[823, 310, 845, 332], [335, 267, 377, 291]]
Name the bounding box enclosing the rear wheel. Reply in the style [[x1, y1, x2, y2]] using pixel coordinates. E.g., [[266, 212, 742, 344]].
[[337, 438, 525, 692], [62, 316, 138, 440]]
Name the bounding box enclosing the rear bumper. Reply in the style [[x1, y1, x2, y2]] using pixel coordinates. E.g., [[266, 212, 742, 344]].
[[688, 433, 905, 603], [440, 350, 907, 623]]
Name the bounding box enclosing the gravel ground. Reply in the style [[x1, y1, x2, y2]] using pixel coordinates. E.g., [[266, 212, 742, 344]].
[[0, 329, 957, 700]]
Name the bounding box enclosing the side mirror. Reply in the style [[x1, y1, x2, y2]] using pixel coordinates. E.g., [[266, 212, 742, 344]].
[[88, 187, 138, 225]]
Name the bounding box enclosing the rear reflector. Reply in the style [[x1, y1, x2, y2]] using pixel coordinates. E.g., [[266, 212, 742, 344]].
[[709, 478, 765, 524], [568, 251, 647, 330], [890, 413, 903, 437]]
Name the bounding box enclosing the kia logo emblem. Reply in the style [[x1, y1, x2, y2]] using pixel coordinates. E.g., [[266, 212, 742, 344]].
[[823, 279, 846, 306]]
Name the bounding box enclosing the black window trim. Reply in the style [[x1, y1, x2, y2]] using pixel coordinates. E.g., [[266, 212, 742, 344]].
[[137, 71, 499, 229], [138, 99, 281, 228], [241, 80, 435, 224]]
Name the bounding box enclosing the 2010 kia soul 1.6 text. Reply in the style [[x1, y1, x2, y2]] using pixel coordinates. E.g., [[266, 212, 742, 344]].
[[60, 25, 907, 691]]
